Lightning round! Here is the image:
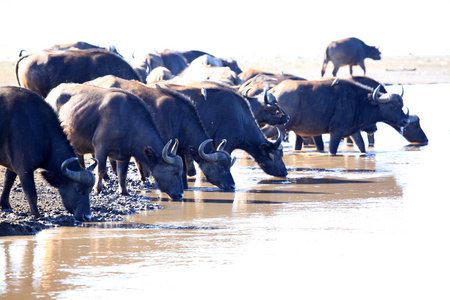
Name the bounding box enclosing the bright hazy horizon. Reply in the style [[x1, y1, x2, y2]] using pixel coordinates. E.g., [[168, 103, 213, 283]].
[[1, 0, 449, 61]]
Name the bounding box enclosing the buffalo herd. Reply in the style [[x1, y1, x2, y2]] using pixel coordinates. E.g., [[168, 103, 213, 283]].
[[0, 38, 428, 219]]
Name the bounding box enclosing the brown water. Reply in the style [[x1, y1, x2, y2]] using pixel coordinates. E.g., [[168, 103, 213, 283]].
[[1, 84, 450, 300]]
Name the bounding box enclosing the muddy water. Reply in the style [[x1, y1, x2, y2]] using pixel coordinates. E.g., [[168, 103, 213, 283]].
[[1, 84, 450, 300]]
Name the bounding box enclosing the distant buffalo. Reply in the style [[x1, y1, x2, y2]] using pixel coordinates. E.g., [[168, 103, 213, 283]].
[[321, 37, 381, 77], [47, 41, 121, 56], [16, 49, 141, 97]]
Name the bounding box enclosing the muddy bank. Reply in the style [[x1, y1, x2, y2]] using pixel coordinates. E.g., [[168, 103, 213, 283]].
[[0, 164, 162, 236]]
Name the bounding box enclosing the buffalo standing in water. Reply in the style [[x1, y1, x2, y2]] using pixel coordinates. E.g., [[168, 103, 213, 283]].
[[87, 75, 236, 191], [45, 83, 184, 200], [167, 83, 288, 177], [270, 78, 410, 155]]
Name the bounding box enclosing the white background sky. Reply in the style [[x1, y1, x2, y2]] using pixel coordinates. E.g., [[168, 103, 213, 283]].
[[1, 0, 449, 61]]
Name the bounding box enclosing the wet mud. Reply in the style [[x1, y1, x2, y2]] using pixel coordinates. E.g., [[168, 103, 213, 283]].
[[0, 163, 162, 236]]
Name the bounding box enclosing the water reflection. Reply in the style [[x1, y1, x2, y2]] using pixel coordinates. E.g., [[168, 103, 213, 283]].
[[1, 84, 449, 299]]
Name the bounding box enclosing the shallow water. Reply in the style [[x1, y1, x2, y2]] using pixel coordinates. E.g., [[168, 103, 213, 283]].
[[1, 84, 450, 300]]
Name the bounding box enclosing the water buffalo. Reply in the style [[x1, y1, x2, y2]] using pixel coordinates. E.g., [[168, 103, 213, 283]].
[[239, 69, 305, 85], [87, 75, 236, 191], [179, 64, 243, 86], [0, 86, 96, 221], [45, 83, 184, 200], [178, 50, 242, 74], [199, 80, 289, 128], [16, 49, 141, 97], [146, 67, 173, 82], [270, 78, 410, 155], [321, 37, 381, 77], [166, 83, 288, 177], [46, 41, 121, 56]]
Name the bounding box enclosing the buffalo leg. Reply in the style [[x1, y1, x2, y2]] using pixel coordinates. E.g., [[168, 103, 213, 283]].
[[350, 132, 366, 153], [134, 158, 149, 182], [185, 154, 197, 176], [181, 156, 189, 190], [295, 135, 303, 150], [117, 159, 130, 195], [321, 59, 329, 77], [367, 133, 375, 147], [17, 170, 40, 217], [358, 61, 366, 75], [0, 169, 17, 212], [77, 153, 86, 168], [332, 63, 341, 77], [313, 136, 325, 151], [329, 132, 344, 155], [93, 151, 109, 194]]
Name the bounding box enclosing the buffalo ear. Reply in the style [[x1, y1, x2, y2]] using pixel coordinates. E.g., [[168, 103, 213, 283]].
[[189, 146, 200, 160], [258, 143, 271, 155], [40, 171, 61, 188], [144, 146, 158, 168], [368, 94, 378, 106]]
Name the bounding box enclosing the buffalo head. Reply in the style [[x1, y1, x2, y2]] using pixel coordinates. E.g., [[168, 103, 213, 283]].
[[145, 139, 184, 200], [256, 128, 288, 177], [259, 88, 290, 125], [372, 85, 410, 128], [41, 157, 97, 221], [397, 115, 428, 145], [191, 139, 236, 190]]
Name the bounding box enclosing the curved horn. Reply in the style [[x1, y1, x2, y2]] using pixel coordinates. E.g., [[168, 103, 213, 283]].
[[399, 84, 404, 97], [86, 158, 98, 172], [171, 138, 179, 154], [263, 88, 269, 104], [217, 139, 227, 151], [201, 87, 207, 100], [373, 85, 391, 103], [273, 128, 283, 150], [61, 157, 80, 182], [162, 139, 178, 165], [61, 157, 94, 185], [198, 139, 219, 162]]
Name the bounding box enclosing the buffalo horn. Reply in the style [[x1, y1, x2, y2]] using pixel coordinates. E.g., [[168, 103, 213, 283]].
[[263, 88, 269, 104], [61, 157, 95, 185], [162, 139, 179, 165], [86, 158, 98, 172], [331, 78, 340, 87], [198, 139, 219, 162], [399, 84, 404, 97], [201, 87, 207, 100], [243, 87, 253, 97], [373, 85, 391, 103], [217, 139, 227, 151], [273, 128, 283, 150]]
